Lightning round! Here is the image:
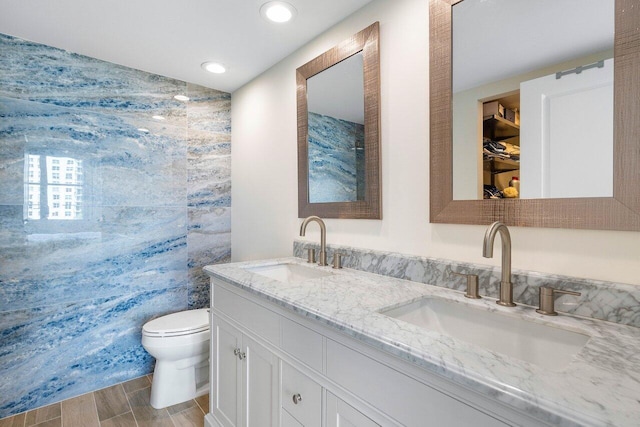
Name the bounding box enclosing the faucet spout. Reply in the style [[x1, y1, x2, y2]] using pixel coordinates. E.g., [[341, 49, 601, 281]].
[[482, 221, 515, 307], [300, 216, 328, 266]]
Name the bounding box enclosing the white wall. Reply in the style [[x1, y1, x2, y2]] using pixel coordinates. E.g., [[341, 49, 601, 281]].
[[231, 0, 640, 286]]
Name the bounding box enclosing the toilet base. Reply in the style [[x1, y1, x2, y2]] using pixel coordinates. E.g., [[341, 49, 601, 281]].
[[149, 354, 209, 409]]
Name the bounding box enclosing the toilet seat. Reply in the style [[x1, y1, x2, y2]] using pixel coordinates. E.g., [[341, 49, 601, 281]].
[[142, 308, 209, 338]]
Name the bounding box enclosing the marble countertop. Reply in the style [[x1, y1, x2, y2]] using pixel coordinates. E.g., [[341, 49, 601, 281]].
[[204, 257, 640, 427]]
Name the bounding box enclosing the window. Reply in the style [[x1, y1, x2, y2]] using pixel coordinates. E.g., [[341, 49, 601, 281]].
[[25, 155, 84, 220]]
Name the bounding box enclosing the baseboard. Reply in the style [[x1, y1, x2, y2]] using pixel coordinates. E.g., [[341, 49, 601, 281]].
[[204, 413, 220, 427]]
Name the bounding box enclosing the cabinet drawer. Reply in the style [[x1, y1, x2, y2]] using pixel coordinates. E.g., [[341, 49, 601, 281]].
[[213, 281, 280, 345], [326, 392, 380, 427], [326, 340, 507, 427], [281, 318, 323, 372], [281, 362, 322, 427], [282, 409, 304, 427]]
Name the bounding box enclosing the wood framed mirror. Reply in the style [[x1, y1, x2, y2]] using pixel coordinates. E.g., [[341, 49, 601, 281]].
[[429, 0, 640, 231], [297, 22, 381, 219]]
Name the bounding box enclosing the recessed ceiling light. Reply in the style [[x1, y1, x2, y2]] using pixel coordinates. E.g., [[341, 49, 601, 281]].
[[260, 1, 297, 23], [201, 62, 226, 74], [174, 95, 190, 102], [152, 115, 166, 121]]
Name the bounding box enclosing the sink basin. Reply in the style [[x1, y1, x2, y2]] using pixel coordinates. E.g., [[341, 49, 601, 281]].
[[381, 297, 590, 370], [244, 263, 332, 283]]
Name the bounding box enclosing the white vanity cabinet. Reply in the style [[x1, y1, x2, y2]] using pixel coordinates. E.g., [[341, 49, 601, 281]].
[[281, 362, 322, 427], [211, 316, 279, 427], [207, 278, 522, 427], [326, 393, 379, 427]]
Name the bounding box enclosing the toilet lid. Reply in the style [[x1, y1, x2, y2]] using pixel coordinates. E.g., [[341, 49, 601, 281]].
[[142, 308, 210, 337]]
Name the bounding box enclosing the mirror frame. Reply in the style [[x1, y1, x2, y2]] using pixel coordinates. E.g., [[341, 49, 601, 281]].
[[429, 0, 640, 231], [297, 22, 381, 219]]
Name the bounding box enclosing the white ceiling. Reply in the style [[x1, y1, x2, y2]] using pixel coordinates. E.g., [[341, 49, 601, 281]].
[[0, 0, 373, 93]]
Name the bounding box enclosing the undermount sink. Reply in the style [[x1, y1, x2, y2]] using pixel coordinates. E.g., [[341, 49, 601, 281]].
[[380, 297, 590, 371], [244, 263, 332, 283]]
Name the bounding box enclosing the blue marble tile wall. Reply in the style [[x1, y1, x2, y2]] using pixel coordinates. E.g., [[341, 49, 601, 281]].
[[0, 33, 231, 418], [308, 112, 364, 203]]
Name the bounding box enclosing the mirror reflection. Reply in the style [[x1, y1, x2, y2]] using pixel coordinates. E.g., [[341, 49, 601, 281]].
[[25, 154, 84, 220], [297, 22, 380, 219], [451, 0, 615, 201], [307, 53, 365, 203]]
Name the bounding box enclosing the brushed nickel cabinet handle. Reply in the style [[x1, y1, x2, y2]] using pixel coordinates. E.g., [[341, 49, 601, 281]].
[[292, 393, 302, 404]]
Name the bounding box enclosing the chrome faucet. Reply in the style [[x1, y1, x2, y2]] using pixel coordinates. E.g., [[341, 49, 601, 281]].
[[299, 216, 328, 266], [482, 221, 516, 307]]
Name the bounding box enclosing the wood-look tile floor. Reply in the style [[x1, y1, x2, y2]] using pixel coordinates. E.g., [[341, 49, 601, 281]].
[[0, 375, 209, 427]]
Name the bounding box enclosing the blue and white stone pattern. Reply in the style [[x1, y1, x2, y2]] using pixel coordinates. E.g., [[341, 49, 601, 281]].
[[307, 112, 364, 203], [293, 241, 640, 328], [0, 33, 231, 418]]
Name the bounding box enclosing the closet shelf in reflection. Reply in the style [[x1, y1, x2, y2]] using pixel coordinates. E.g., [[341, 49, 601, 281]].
[[483, 158, 520, 175], [483, 115, 519, 141]]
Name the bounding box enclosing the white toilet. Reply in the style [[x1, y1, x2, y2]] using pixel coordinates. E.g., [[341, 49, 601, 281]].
[[141, 308, 210, 409]]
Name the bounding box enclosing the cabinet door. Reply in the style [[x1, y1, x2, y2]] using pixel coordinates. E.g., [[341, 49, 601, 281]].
[[326, 392, 379, 427], [243, 335, 280, 427], [212, 317, 243, 427]]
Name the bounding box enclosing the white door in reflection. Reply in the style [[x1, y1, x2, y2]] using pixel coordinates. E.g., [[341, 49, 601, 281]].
[[519, 59, 614, 199], [25, 154, 84, 220]]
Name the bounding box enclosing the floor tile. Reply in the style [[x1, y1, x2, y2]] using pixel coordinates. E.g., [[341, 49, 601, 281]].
[[170, 406, 204, 427], [0, 413, 25, 427], [0, 374, 208, 427], [25, 403, 61, 426], [32, 418, 61, 427], [166, 399, 196, 416], [122, 377, 151, 395], [99, 412, 137, 427], [194, 394, 209, 415], [94, 384, 130, 421], [61, 393, 99, 427], [127, 388, 174, 427]]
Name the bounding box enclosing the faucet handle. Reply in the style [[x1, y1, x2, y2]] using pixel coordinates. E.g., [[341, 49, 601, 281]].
[[452, 272, 481, 299], [332, 253, 345, 269], [536, 286, 581, 316], [306, 248, 316, 264]]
